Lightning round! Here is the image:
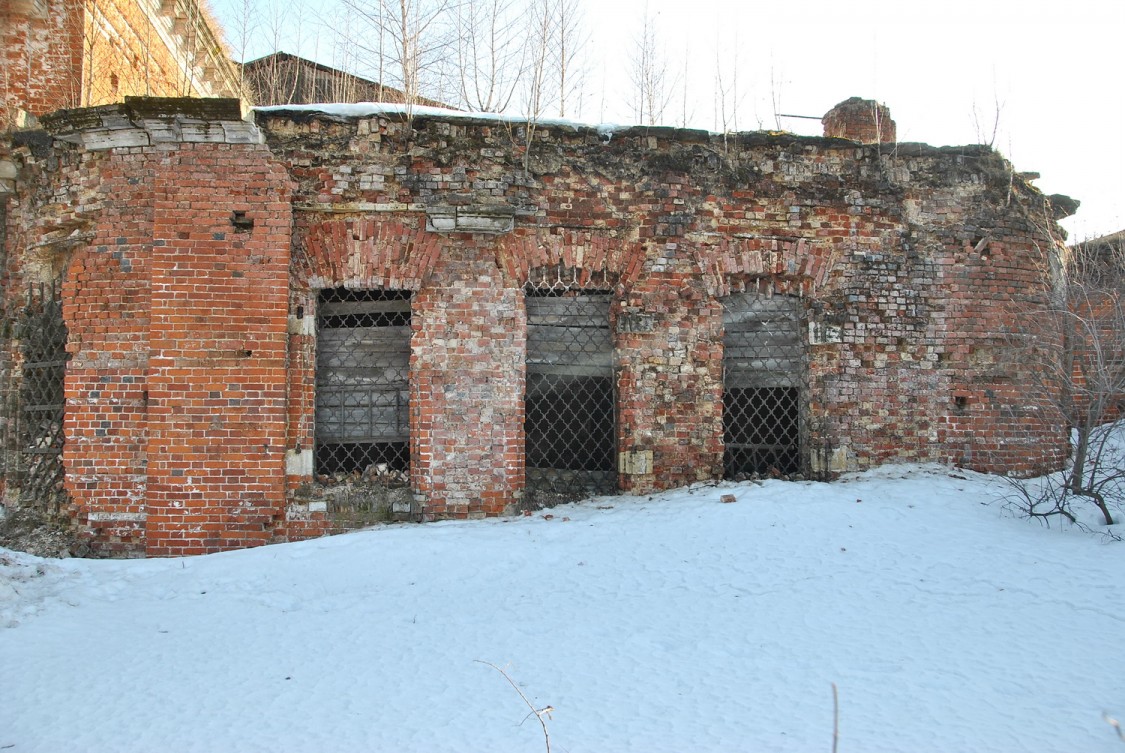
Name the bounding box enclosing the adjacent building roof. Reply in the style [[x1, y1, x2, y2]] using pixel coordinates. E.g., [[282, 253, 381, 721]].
[[241, 52, 451, 109]]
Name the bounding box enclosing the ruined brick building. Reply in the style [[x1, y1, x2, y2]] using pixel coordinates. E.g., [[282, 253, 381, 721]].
[[0, 0, 1096, 559], [0, 90, 1077, 556]]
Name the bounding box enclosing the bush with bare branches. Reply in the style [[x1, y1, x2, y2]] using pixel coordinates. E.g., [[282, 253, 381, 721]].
[[1006, 232, 1124, 528]]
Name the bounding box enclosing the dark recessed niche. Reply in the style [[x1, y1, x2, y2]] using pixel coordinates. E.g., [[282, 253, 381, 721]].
[[231, 211, 254, 231]]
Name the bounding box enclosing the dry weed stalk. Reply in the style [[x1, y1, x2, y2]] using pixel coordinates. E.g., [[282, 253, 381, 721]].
[[476, 660, 553, 753]]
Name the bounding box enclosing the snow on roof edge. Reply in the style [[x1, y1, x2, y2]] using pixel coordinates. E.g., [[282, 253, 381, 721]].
[[250, 102, 982, 154], [254, 102, 609, 128], [251, 102, 728, 139]]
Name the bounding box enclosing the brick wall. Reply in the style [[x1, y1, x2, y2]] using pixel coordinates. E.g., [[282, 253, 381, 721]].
[[63, 147, 155, 554], [411, 239, 526, 518], [1, 0, 83, 121], [1, 100, 1075, 554], [81, 0, 241, 106], [2, 0, 240, 126], [615, 245, 724, 492], [5, 102, 291, 555], [143, 144, 291, 556], [259, 111, 1069, 501]]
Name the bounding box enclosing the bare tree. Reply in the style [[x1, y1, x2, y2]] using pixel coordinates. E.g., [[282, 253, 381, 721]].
[[627, 2, 670, 126], [769, 58, 785, 131], [223, 0, 259, 97], [712, 32, 745, 135], [524, 0, 552, 118], [678, 39, 690, 128], [454, 0, 525, 112], [246, 0, 301, 103], [323, 11, 364, 103], [1006, 232, 1125, 528], [512, 0, 554, 170], [971, 92, 1005, 148], [970, 67, 1006, 148], [339, 0, 456, 115], [549, 0, 585, 119]]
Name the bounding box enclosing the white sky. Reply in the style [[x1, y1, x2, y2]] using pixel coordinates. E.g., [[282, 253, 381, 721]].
[[211, 0, 1125, 240]]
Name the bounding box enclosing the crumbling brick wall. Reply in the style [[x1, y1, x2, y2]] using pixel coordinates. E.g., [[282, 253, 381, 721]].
[[1, 98, 1073, 554], [260, 109, 1069, 514]]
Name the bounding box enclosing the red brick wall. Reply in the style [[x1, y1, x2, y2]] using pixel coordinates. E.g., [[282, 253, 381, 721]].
[[143, 145, 291, 556], [822, 97, 897, 144], [258, 113, 1069, 502], [38, 129, 293, 556], [2, 0, 240, 125], [62, 148, 154, 555], [940, 237, 1068, 474], [1, 0, 84, 121], [411, 240, 526, 518], [284, 217, 446, 535]]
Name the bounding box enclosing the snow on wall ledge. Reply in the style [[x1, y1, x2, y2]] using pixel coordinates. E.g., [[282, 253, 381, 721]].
[[0, 97, 1074, 556]]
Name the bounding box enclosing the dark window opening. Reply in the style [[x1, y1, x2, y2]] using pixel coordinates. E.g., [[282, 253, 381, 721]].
[[722, 292, 805, 479], [526, 375, 615, 472], [317, 288, 411, 329], [15, 282, 70, 519], [315, 440, 408, 476], [524, 287, 616, 505], [723, 387, 800, 477], [315, 288, 411, 480]]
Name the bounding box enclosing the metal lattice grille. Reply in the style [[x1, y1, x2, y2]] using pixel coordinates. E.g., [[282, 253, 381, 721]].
[[16, 283, 70, 516], [315, 288, 410, 480], [525, 284, 616, 504], [722, 292, 804, 478]]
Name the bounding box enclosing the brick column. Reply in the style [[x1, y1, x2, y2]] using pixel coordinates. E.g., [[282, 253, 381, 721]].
[[63, 151, 155, 555], [615, 245, 724, 493], [144, 144, 292, 555], [411, 240, 525, 518]]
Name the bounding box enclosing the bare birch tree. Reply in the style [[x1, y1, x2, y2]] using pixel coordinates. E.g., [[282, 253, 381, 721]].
[[512, 0, 554, 169], [223, 0, 259, 98], [713, 26, 747, 136], [627, 3, 670, 126], [713, 43, 731, 134], [338, 0, 456, 115], [454, 0, 525, 112], [549, 0, 585, 119], [769, 59, 785, 131]]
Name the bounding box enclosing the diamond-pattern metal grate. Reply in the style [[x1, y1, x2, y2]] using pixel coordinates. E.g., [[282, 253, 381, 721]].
[[525, 273, 616, 505], [16, 282, 70, 517], [723, 386, 800, 477], [315, 288, 411, 481], [722, 292, 804, 478]]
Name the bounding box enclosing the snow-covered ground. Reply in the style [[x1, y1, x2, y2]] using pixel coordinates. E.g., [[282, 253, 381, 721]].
[[2, 464, 1123, 752]]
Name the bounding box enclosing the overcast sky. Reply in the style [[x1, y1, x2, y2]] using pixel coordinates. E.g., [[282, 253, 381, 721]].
[[210, 0, 1124, 240]]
